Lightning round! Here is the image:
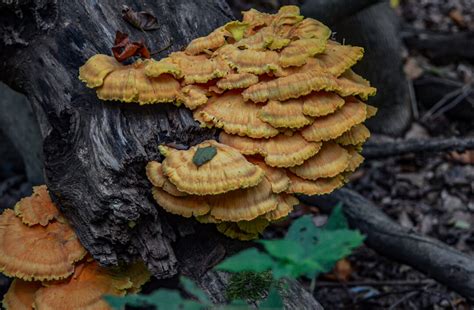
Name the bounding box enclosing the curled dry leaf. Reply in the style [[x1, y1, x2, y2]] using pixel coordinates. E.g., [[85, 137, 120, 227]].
[[112, 31, 150, 62], [122, 5, 159, 31]]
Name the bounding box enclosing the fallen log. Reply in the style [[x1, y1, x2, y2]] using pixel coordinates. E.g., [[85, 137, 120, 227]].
[[300, 189, 474, 301]]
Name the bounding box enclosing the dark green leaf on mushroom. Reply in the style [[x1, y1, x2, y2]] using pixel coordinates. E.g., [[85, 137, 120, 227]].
[[193, 146, 217, 167]]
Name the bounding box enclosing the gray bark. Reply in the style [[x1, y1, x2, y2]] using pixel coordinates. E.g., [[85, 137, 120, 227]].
[[301, 0, 382, 25]]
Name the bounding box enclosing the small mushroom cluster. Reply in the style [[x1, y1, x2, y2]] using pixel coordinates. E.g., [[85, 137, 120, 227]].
[[0, 186, 150, 310], [146, 140, 298, 240], [79, 6, 377, 240]]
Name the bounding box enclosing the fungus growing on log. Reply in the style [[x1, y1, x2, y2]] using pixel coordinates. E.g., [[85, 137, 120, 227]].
[[79, 5, 377, 240], [0, 187, 151, 310]]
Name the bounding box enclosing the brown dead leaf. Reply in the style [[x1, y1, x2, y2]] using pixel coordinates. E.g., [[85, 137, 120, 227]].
[[122, 6, 159, 31], [448, 9, 466, 28], [448, 150, 474, 165], [111, 31, 150, 62], [323, 258, 353, 282]]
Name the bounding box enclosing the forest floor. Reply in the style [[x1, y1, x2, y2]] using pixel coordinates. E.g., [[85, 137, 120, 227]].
[[308, 1, 474, 308], [0, 0, 472, 309]]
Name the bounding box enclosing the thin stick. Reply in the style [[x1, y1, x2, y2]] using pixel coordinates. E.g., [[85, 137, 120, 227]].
[[315, 279, 436, 287], [362, 137, 474, 159]]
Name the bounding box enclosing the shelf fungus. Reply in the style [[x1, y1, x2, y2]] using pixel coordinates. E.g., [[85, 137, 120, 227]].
[[78, 6, 378, 240], [1, 187, 151, 310]]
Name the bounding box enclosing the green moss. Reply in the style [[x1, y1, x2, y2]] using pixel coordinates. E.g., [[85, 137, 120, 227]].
[[225, 271, 274, 301]]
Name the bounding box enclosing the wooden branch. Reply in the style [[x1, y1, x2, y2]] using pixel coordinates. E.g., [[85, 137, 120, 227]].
[[300, 189, 474, 301], [362, 137, 474, 158]]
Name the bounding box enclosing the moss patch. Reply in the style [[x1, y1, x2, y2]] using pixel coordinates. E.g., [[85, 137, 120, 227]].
[[225, 271, 274, 301]]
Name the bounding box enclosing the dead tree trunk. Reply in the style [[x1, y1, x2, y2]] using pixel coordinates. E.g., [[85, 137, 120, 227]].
[[0, 0, 325, 306]]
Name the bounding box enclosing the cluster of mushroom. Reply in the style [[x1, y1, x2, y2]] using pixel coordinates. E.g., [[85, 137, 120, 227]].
[[78, 6, 377, 240], [0, 186, 150, 310], [146, 140, 298, 240]]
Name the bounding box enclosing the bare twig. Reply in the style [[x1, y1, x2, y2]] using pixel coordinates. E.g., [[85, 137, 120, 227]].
[[362, 137, 474, 159], [315, 279, 436, 287]]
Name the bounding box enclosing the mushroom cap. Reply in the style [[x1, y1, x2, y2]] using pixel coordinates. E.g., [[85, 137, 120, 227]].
[[216, 222, 258, 241], [143, 58, 182, 79], [78, 54, 121, 88], [219, 132, 322, 168], [312, 42, 364, 76], [0, 209, 87, 281], [165, 52, 229, 84], [272, 6, 303, 27], [288, 18, 331, 40], [279, 38, 327, 68], [34, 261, 132, 310], [195, 92, 279, 139], [242, 71, 338, 103], [264, 194, 298, 221], [301, 98, 368, 142], [177, 85, 209, 110], [289, 142, 350, 180], [216, 73, 259, 91], [237, 217, 270, 235], [336, 124, 371, 146], [160, 140, 265, 195], [336, 70, 377, 100], [301, 91, 345, 117], [209, 178, 278, 222], [345, 148, 365, 173], [242, 8, 274, 31], [96, 61, 181, 104], [185, 26, 228, 55], [286, 173, 344, 195], [219, 45, 281, 75], [257, 99, 313, 129], [123, 261, 151, 294], [151, 187, 210, 218], [14, 185, 59, 227], [246, 157, 290, 193], [366, 104, 378, 118], [146, 161, 187, 197], [2, 279, 41, 310]]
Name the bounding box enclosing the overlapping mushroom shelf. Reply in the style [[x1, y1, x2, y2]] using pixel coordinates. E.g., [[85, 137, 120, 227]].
[[0, 186, 150, 310], [79, 6, 377, 240]]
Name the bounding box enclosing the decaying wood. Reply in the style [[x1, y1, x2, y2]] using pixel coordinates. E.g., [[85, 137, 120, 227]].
[[0, 0, 231, 277], [300, 189, 474, 301], [362, 137, 474, 159]]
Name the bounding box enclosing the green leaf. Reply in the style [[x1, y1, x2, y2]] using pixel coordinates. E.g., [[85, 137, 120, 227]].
[[180, 276, 211, 305], [258, 240, 305, 263], [192, 146, 217, 167], [259, 286, 284, 310], [324, 203, 348, 230], [285, 215, 319, 246], [104, 294, 148, 309], [307, 229, 365, 274], [215, 248, 275, 273]]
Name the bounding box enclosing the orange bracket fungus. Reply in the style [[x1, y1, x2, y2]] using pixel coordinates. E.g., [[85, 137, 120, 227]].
[[79, 5, 377, 240], [0, 187, 151, 310]]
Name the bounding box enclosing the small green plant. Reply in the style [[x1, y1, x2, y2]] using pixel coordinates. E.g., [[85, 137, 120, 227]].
[[225, 271, 274, 301], [105, 204, 364, 309], [216, 203, 364, 292]]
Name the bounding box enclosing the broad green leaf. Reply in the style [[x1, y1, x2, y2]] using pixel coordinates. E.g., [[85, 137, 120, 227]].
[[307, 229, 365, 274], [104, 294, 148, 309], [285, 215, 319, 246], [192, 146, 217, 167], [324, 203, 348, 230], [180, 276, 211, 305], [259, 286, 284, 309], [215, 248, 275, 273], [258, 240, 305, 263]]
